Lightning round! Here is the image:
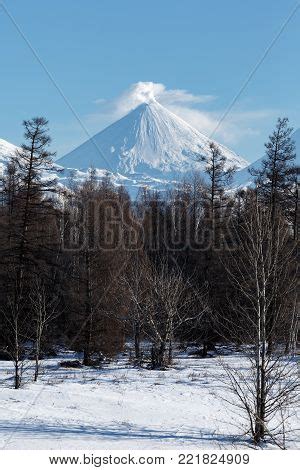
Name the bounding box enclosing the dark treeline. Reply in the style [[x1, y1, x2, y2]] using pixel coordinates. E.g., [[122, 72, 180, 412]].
[[0, 117, 298, 445]]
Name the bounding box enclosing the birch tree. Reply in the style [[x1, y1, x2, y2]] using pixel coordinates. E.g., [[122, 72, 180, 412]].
[[30, 278, 59, 381], [221, 199, 298, 446]]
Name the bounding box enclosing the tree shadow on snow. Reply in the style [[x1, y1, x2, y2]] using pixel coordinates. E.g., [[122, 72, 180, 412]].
[[0, 420, 252, 448]]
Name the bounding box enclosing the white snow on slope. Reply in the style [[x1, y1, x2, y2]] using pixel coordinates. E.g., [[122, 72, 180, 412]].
[[57, 100, 248, 194], [2, 122, 298, 196], [0, 138, 19, 174]]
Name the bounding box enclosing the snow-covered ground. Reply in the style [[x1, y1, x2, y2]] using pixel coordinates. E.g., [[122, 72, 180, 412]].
[[0, 349, 299, 450]]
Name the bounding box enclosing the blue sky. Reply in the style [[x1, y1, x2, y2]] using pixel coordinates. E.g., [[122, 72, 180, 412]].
[[0, 0, 299, 162]]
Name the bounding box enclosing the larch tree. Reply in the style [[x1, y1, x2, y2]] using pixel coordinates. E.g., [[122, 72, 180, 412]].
[[250, 117, 297, 233], [0, 117, 57, 388], [200, 142, 236, 354]]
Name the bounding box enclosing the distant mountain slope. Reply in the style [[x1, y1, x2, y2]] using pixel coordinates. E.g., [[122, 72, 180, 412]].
[[57, 100, 248, 193], [0, 138, 19, 173], [2, 125, 298, 197], [234, 128, 300, 187], [293, 128, 300, 161]]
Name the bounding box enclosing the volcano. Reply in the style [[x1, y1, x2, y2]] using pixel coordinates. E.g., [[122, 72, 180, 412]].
[[57, 99, 248, 194]]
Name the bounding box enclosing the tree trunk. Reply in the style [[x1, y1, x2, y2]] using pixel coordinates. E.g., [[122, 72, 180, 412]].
[[14, 322, 21, 389], [168, 337, 173, 364], [83, 250, 93, 366], [134, 321, 141, 362], [34, 356, 39, 382], [151, 342, 167, 369], [202, 342, 208, 358], [34, 336, 41, 381], [14, 361, 21, 390]]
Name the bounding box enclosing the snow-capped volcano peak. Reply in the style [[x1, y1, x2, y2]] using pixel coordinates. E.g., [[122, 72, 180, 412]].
[[0, 138, 19, 157], [57, 100, 248, 187], [0, 138, 20, 174]]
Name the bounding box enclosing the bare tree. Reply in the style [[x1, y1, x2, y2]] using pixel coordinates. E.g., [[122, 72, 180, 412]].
[[119, 252, 151, 364], [0, 118, 58, 388], [220, 355, 299, 449], [250, 117, 296, 228], [145, 259, 208, 368], [202, 142, 236, 231], [250, 118, 297, 352], [30, 277, 59, 381], [12, 117, 56, 298], [219, 198, 298, 446], [1, 291, 30, 389]]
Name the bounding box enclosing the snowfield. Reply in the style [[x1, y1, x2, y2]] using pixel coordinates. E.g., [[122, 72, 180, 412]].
[[0, 349, 299, 450]]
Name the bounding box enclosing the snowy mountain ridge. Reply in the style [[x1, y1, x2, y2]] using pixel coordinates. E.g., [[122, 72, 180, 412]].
[[1, 111, 299, 196], [0, 138, 20, 173]]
